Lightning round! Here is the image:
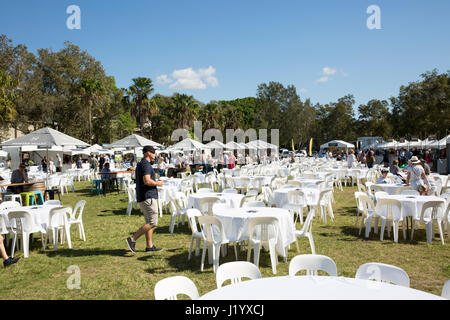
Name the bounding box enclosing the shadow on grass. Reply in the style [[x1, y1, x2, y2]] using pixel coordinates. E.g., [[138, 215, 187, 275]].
[[142, 245, 277, 274], [44, 248, 131, 258], [339, 225, 425, 245]]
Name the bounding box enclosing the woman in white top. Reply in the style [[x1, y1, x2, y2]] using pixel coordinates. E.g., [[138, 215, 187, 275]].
[[406, 156, 430, 195]]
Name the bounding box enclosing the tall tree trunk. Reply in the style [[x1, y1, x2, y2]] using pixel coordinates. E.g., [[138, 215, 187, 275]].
[[88, 99, 92, 145]]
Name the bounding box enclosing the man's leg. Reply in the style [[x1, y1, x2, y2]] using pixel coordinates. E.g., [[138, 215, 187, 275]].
[[0, 235, 8, 260]]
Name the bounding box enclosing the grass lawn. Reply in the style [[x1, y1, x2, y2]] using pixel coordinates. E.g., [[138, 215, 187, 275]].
[[0, 181, 449, 299]]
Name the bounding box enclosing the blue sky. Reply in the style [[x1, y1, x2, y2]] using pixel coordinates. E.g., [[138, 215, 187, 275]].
[[1, 0, 449, 109]]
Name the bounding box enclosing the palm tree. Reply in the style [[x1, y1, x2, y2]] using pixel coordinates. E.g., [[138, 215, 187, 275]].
[[128, 77, 154, 135], [78, 78, 103, 144], [171, 93, 199, 129]]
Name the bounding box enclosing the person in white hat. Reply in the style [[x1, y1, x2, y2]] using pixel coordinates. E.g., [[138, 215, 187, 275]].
[[406, 156, 430, 195]]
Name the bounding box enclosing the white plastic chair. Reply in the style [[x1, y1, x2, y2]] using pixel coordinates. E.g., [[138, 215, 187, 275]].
[[246, 216, 280, 274], [242, 201, 266, 208], [8, 210, 47, 258], [200, 196, 221, 216], [216, 261, 262, 288], [262, 186, 275, 207], [186, 208, 203, 261], [288, 254, 337, 276], [357, 193, 379, 238], [154, 276, 199, 300], [378, 198, 405, 243], [2, 194, 22, 206], [67, 200, 86, 241], [355, 262, 410, 287], [126, 186, 138, 216], [442, 279, 450, 299], [411, 200, 445, 245], [0, 201, 22, 211], [197, 215, 231, 273], [283, 189, 306, 224], [168, 195, 188, 234], [294, 205, 316, 254], [45, 206, 72, 251], [311, 189, 334, 223]]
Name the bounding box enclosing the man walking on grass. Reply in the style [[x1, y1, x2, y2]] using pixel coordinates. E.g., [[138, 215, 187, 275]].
[[126, 146, 164, 253]]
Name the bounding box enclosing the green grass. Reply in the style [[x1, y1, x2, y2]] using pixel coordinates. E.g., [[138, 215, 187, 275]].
[[0, 181, 449, 299]]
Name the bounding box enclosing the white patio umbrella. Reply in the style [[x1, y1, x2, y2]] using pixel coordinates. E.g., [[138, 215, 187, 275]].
[[170, 138, 210, 151], [1, 127, 89, 175], [225, 141, 245, 150], [205, 140, 226, 149]]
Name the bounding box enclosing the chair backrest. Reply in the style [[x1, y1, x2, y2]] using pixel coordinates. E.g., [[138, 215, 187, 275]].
[[317, 188, 333, 206], [186, 208, 202, 234], [442, 279, 450, 299], [223, 188, 238, 194], [419, 200, 445, 222], [7, 211, 34, 233], [72, 200, 86, 221], [216, 261, 262, 288], [0, 200, 21, 210], [400, 189, 420, 196], [377, 198, 402, 220], [357, 193, 376, 216], [287, 189, 306, 206], [197, 188, 214, 194], [354, 192, 366, 211], [288, 254, 338, 276], [197, 215, 228, 244], [440, 192, 450, 203], [200, 196, 221, 215], [248, 216, 279, 244], [242, 201, 266, 208], [375, 191, 389, 198], [355, 262, 410, 287], [127, 186, 136, 202], [44, 200, 62, 206], [245, 189, 258, 197], [154, 276, 199, 300], [239, 195, 257, 207], [48, 206, 71, 228], [253, 177, 265, 189], [288, 181, 301, 187]]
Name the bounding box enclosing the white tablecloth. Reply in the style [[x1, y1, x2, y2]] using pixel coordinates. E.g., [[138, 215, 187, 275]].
[[1, 204, 62, 230], [375, 194, 446, 220], [373, 184, 409, 195], [274, 187, 319, 208], [187, 193, 244, 211], [232, 175, 274, 188], [199, 276, 444, 300], [213, 207, 295, 257], [292, 178, 323, 186]]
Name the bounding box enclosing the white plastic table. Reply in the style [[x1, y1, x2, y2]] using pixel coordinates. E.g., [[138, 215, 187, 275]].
[[375, 194, 446, 220], [213, 207, 296, 257], [199, 276, 444, 300], [187, 192, 244, 211], [373, 183, 409, 195], [1, 204, 63, 230], [274, 187, 319, 208]]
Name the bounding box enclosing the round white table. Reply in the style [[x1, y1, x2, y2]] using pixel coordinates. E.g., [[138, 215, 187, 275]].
[[373, 183, 410, 195], [1, 204, 63, 230], [274, 187, 319, 208], [187, 193, 244, 211], [375, 194, 447, 220], [199, 276, 444, 300], [213, 207, 296, 257], [232, 175, 274, 188]]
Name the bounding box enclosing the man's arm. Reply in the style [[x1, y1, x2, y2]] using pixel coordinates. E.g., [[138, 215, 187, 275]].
[[143, 174, 163, 187]]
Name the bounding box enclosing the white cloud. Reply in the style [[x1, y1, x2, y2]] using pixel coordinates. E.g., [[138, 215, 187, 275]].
[[315, 76, 330, 83], [299, 88, 308, 93], [156, 66, 219, 90], [322, 67, 337, 76], [156, 74, 172, 85]]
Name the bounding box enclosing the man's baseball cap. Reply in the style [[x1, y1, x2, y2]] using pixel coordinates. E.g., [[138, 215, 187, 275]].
[[143, 146, 156, 154]]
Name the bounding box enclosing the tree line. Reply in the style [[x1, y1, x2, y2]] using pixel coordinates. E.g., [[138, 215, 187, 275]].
[[0, 34, 449, 150]]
